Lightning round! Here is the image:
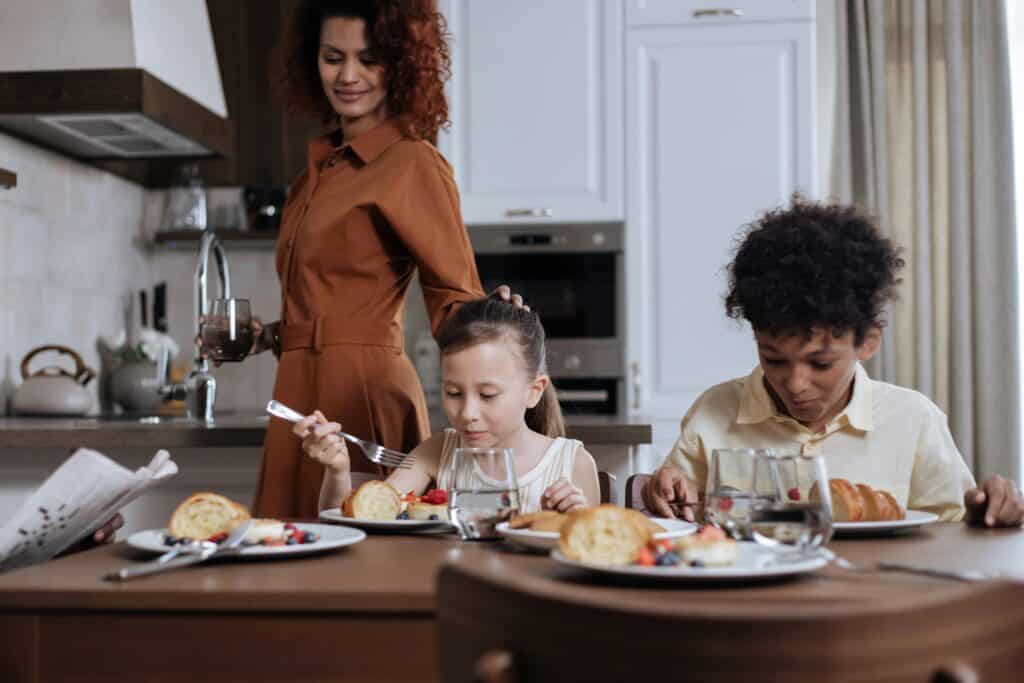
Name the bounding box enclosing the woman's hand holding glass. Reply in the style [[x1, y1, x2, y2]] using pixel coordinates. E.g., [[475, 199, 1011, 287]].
[[541, 477, 586, 513], [294, 410, 350, 473]]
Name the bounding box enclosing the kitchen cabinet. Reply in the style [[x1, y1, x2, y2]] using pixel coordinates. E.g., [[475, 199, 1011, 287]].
[[439, 0, 624, 224], [624, 12, 816, 457], [625, 0, 814, 27]]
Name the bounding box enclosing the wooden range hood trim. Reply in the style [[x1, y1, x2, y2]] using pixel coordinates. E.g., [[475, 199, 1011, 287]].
[[0, 168, 15, 189], [0, 68, 234, 187]]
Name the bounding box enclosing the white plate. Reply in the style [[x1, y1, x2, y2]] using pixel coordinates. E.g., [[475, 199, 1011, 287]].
[[496, 517, 698, 552], [126, 523, 365, 558], [318, 507, 455, 533], [550, 542, 828, 583], [832, 510, 940, 537]]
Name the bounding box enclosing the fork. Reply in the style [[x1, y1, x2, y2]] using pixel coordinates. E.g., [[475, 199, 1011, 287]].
[[265, 400, 415, 469], [816, 548, 999, 582]]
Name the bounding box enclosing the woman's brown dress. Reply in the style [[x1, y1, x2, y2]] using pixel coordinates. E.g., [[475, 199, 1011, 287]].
[[253, 118, 484, 518]]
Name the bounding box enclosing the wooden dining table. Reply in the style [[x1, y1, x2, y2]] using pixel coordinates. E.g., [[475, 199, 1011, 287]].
[[0, 522, 1021, 682]]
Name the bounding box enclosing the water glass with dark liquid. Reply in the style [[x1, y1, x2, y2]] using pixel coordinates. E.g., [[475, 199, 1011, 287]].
[[200, 298, 253, 362], [749, 451, 833, 553]]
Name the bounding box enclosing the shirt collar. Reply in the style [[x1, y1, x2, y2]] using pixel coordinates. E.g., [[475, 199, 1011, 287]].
[[736, 363, 874, 432], [307, 117, 407, 170]]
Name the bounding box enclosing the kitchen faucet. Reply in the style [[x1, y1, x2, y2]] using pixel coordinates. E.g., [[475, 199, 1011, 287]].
[[155, 231, 232, 422]]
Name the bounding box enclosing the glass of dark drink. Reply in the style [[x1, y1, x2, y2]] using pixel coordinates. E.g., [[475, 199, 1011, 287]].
[[201, 298, 254, 362]]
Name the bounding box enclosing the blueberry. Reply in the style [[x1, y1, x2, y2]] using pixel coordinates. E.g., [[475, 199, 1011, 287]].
[[428, 514, 439, 521], [164, 535, 177, 545], [287, 536, 298, 545], [397, 511, 409, 520], [655, 552, 679, 566], [688, 559, 705, 568], [304, 533, 318, 544]]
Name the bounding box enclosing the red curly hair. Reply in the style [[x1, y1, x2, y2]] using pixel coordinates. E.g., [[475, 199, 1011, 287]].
[[275, 0, 451, 143]]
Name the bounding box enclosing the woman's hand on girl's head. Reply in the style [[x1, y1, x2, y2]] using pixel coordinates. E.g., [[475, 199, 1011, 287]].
[[541, 477, 586, 513], [489, 285, 531, 312], [295, 410, 350, 473]]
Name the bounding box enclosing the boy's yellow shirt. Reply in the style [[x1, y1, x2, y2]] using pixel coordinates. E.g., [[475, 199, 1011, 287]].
[[664, 364, 975, 521]]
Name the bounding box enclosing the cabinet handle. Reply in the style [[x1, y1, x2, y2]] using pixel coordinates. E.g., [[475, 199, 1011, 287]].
[[692, 8, 744, 18], [631, 361, 641, 411], [505, 208, 553, 218]]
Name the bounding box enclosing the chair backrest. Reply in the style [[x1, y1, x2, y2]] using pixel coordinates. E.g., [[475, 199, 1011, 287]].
[[624, 472, 650, 511], [597, 471, 616, 505], [438, 563, 1024, 683]]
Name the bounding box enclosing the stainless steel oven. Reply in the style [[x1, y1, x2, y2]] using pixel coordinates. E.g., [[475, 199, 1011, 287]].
[[469, 223, 624, 415]]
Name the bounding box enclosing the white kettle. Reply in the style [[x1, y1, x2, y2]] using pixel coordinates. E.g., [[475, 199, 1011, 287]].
[[11, 345, 96, 416]]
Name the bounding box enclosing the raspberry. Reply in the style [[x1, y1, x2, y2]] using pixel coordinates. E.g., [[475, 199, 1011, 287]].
[[787, 487, 801, 501], [717, 497, 734, 512]]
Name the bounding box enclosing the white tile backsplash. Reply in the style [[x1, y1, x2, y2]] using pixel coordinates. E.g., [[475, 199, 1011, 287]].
[[0, 132, 151, 415]]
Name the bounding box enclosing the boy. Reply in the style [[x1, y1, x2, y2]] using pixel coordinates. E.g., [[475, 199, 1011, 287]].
[[643, 199, 1022, 526]]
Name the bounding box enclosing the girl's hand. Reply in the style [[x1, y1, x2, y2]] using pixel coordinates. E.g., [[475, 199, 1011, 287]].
[[489, 285, 531, 312], [250, 318, 280, 355], [294, 410, 350, 472], [541, 478, 586, 513]]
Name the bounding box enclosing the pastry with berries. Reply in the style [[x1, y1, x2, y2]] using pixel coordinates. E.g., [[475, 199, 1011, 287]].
[[403, 488, 449, 521]]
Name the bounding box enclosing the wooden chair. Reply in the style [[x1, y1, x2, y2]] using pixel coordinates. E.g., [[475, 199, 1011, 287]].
[[597, 471, 616, 505], [438, 562, 1024, 683], [623, 472, 650, 511]]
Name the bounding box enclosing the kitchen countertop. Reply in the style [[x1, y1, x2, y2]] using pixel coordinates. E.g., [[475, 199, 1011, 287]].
[[0, 414, 652, 449]]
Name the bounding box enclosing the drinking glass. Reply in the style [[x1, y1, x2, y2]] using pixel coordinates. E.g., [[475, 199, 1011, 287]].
[[704, 448, 777, 540], [200, 298, 253, 362], [749, 451, 833, 553], [448, 447, 520, 541]]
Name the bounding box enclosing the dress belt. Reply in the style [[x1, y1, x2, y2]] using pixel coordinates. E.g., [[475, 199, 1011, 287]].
[[279, 316, 404, 353]]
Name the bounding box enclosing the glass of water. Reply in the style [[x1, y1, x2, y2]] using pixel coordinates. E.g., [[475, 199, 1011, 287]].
[[448, 447, 520, 541], [749, 451, 833, 553], [704, 448, 776, 539]]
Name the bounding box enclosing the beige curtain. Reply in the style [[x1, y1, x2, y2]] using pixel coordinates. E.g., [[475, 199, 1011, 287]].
[[832, 0, 1020, 482]]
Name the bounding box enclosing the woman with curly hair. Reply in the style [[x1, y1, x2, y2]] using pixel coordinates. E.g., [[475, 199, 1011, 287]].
[[641, 198, 1022, 527], [246, 0, 520, 518]]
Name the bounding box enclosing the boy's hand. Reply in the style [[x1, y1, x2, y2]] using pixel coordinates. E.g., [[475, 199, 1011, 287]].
[[642, 467, 700, 521], [964, 475, 1023, 527], [294, 410, 350, 473], [541, 478, 586, 512]]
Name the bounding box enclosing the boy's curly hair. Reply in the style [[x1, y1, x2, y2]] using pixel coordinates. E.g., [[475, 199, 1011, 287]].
[[275, 0, 451, 142], [724, 197, 905, 346]]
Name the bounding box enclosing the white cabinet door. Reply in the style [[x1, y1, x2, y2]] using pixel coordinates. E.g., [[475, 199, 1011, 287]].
[[625, 0, 813, 27], [439, 0, 624, 224], [625, 20, 816, 450]]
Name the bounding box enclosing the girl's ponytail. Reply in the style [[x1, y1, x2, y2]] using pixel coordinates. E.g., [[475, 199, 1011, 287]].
[[526, 382, 565, 438]]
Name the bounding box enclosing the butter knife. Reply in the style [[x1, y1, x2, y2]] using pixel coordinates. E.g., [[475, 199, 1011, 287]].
[[105, 520, 253, 581], [875, 561, 999, 582]]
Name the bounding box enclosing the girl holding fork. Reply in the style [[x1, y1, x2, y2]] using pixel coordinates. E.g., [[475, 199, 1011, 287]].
[[295, 298, 600, 515]]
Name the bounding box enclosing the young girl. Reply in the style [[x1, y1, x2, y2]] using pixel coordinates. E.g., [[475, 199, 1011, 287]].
[[294, 298, 601, 514]]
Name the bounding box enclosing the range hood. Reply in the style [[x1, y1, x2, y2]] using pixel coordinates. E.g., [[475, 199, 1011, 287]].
[[0, 0, 231, 173]]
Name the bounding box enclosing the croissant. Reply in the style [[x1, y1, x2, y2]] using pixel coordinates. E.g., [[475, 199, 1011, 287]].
[[824, 479, 905, 522]]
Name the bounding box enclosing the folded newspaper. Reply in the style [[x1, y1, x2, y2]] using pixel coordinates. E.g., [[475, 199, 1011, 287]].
[[0, 448, 178, 572]]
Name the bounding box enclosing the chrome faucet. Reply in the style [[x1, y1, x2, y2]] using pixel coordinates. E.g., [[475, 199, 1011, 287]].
[[156, 231, 232, 422]]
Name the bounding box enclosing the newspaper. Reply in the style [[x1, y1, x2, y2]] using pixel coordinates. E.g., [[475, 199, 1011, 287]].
[[0, 448, 178, 572]]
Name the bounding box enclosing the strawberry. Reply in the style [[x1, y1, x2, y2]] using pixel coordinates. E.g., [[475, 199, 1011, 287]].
[[291, 530, 306, 544], [206, 532, 228, 543], [717, 497, 734, 512], [637, 545, 657, 566], [423, 489, 448, 505]]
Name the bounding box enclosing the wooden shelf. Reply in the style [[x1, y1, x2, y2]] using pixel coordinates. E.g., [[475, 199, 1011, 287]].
[[0, 167, 16, 189], [152, 229, 278, 250]]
